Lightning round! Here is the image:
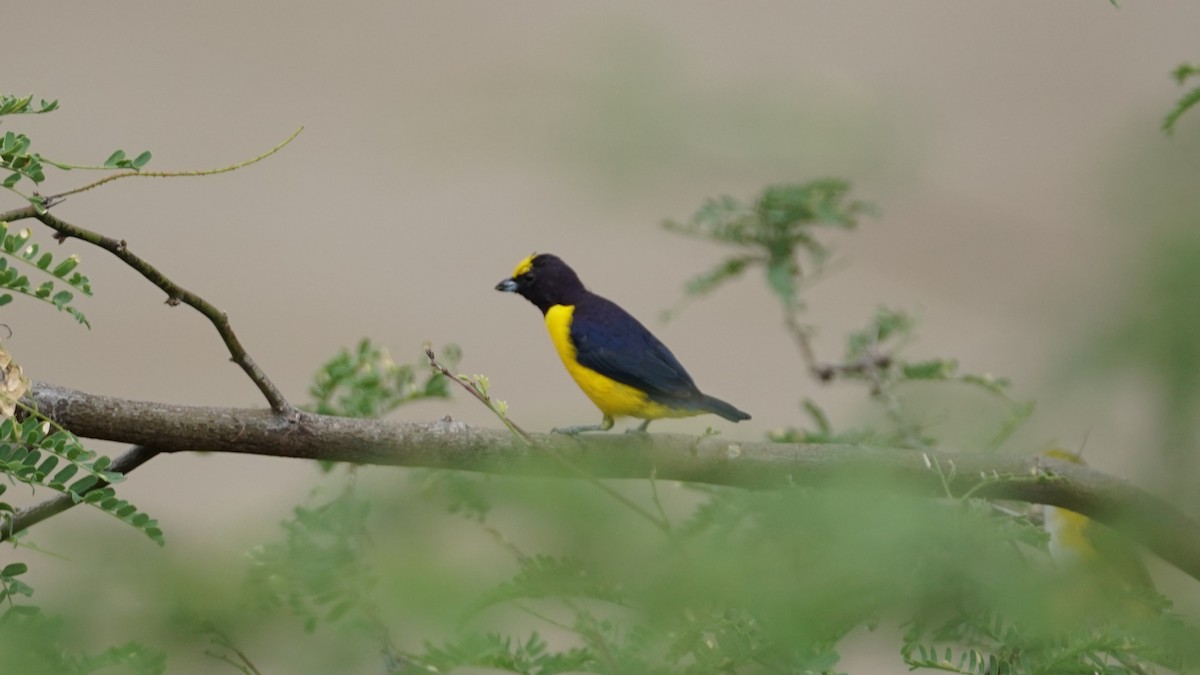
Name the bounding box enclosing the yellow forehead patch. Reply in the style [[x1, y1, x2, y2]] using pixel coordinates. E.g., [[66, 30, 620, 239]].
[[512, 252, 537, 278], [1044, 448, 1085, 465]]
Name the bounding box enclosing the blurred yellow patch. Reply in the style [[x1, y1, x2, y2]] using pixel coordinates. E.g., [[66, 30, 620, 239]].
[[0, 343, 30, 419]]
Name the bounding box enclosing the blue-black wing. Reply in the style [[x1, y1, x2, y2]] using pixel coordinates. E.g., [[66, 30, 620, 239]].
[[569, 295, 701, 401]]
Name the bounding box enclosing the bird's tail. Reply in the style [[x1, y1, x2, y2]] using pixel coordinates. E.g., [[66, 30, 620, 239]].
[[700, 394, 751, 422]]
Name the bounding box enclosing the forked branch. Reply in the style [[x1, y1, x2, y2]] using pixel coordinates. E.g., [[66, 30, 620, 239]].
[[24, 380, 1200, 585]]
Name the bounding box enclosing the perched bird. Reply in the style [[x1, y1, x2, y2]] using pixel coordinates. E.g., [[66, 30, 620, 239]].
[[1042, 449, 1154, 592], [495, 253, 750, 433]]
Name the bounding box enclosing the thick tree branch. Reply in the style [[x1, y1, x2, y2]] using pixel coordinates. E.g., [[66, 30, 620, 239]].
[[24, 381, 1200, 583]]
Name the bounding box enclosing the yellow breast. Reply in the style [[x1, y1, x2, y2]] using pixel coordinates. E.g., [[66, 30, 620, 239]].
[[1044, 506, 1098, 567], [544, 304, 685, 420]]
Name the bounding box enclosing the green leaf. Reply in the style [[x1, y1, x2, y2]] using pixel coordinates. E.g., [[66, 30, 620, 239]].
[[901, 359, 958, 380], [51, 256, 78, 278], [683, 256, 754, 298], [1, 562, 28, 577], [765, 257, 797, 307], [103, 149, 126, 167], [802, 398, 832, 434], [52, 464, 78, 485], [132, 150, 152, 168], [1164, 85, 1200, 135], [37, 455, 59, 477], [51, 289, 72, 308], [69, 474, 100, 495]]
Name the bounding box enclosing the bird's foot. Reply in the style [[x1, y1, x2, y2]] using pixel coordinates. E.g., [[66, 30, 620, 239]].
[[552, 415, 615, 435], [552, 424, 603, 435]]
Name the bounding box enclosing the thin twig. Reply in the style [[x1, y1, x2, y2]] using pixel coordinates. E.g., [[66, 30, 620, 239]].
[[784, 307, 893, 384], [566, 601, 621, 673], [648, 467, 672, 531], [513, 601, 577, 634], [46, 127, 304, 201], [788, 306, 923, 446], [784, 309, 821, 373], [425, 345, 532, 444], [202, 623, 265, 675], [924, 453, 956, 499], [27, 208, 292, 414]]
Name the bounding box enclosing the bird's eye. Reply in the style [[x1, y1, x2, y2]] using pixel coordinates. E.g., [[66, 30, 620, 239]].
[[521, 272, 534, 283]]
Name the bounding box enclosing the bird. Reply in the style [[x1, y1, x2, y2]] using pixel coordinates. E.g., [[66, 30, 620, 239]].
[[1041, 448, 1154, 592], [495, 253, 750, 434]]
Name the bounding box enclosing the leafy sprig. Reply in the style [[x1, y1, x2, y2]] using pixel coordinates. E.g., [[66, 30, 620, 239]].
[[0, 604, 166, 674], [414, 631, 595, 675], [247, 488, 376, 633], [0, 414, 163, 546], [307, 339, 456, 418], [0, 94, 151, 209], [663, 179, 873, 311], [1164, 63, 1200, 135], [1, 91, 301, 212], [0, 220, 92, 326]]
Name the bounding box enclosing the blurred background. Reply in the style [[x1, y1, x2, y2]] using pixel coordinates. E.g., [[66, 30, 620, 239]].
[[5, 1, 1200, 672]]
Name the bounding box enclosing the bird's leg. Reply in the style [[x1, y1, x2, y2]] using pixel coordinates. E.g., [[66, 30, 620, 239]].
[[553, 414, 615, 435], [626, 418, 652, 434]]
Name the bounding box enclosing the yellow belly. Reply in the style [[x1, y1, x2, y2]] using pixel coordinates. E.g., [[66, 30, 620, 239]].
[[544, 304, 692, 420], [1044, 506, 1098, 567]]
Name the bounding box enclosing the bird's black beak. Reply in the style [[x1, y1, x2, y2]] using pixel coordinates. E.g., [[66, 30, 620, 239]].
[[495, 278, 519, 293]]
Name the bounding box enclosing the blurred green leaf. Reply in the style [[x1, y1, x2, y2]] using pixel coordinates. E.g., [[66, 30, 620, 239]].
[[1164, 63, 1200, 134], [664, 180, 874, 309], [306, 339, 457, 419]]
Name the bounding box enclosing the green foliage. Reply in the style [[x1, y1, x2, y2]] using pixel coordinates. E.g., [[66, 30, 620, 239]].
[[0, 221, 92, 326], [0, 93, 151, 210], [416, 631, 595, 674], [0, 606, 165, 675], [1164, 62, 1200, 135], [663, 180, 873, 310], [764, 305, 1032, 450], [902, 606, 1198, 675], [238, 463, 1197, 674], [247, 486, 378, 634], [0, 560, 32, 607], [255, 323, 1184, 673], [664, 182, 1035, 451], [5, 70, 1197, 673], [0, 415, 163, 545], [1077, 127, 1200, 507], [99, 149, 152, 171], [0, 94, 60, 118], [412, 468, 493, 521], [307, 339, 458, 418], [475, 555, 624, 613], [0, 96, 58, 198], [1, 557, 165, 674]]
